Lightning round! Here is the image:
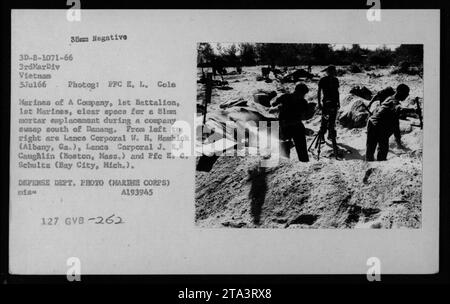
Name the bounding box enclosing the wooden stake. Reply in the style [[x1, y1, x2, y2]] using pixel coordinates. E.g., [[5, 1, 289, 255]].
[[203, 72, 212, 127]]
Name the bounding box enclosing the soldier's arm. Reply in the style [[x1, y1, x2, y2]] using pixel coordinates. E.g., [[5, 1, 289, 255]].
[[368, 93, 379, 108], [337, 91, 340, 108], [317, 83, 322, 108], [336, 78, 340, 108], [393, 115, 401, 144]]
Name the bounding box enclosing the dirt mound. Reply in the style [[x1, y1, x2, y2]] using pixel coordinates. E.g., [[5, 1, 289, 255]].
[[196, 156, 421, 228], [338, 97, 370, 128]]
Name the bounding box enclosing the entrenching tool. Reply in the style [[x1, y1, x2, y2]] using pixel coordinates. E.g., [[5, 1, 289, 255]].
[[410, 97, 423, 129], [202, 73, 213, 126]]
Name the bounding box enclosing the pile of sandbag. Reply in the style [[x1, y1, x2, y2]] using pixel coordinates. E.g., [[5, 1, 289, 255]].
[[338, 97, 370, 128], [340, 85, 396, 128]]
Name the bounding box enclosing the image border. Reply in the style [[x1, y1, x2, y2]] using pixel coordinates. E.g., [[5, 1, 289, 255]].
[[1, 0, 448, 287]]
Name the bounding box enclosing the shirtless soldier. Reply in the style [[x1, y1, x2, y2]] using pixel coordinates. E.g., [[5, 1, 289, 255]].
[[317, 65, 340, 156]]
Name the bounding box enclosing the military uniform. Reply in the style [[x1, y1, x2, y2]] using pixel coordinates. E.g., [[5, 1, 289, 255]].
[[273, 93, 309, 162], [365, 97, 401, 161]]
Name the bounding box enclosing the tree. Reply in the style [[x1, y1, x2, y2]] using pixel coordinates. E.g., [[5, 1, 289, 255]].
[[368, 46, 395, 66], [310, 44, 333, 65], [197, 43, 215, 67], [394, 44, 423, 65], [216, 43, 224, 56], [294, 44, 314, 65], [255, 43, 283, 67], [349, 44, 364, 63], [225, 44, 239, 67], [198, 43, 423, 70], [239, 43, 257, 66], [278, 44, 300, 67]]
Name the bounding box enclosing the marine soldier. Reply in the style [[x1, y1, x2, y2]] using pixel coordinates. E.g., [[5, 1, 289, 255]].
[[367, 86, 395, 109], [271, 83, 310, 162], [365, 84, 410, 161], [317, 65, 340, 154]]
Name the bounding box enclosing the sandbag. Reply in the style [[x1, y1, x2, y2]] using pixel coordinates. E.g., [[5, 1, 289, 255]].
[[338, 98, 370, 128]]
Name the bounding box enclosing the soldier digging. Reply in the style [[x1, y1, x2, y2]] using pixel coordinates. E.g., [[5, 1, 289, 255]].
[[271, 83, 310, 162], [365, 84, 410, 161]]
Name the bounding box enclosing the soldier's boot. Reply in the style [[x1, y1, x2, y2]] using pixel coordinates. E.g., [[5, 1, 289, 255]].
[[332, 138, 340, 159]]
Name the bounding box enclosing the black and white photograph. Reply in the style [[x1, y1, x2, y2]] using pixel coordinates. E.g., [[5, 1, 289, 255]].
[[3, 4, 445, 284], [196, 43, 424, 229]]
